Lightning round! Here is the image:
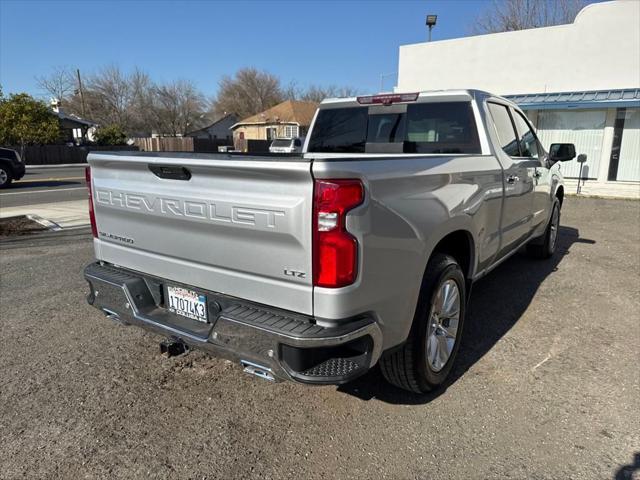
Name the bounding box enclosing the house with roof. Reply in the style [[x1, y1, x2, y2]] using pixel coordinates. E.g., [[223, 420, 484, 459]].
[[186, 113, 237, 143], [231, 100, 318, 149], [51, 100, 97, 144]]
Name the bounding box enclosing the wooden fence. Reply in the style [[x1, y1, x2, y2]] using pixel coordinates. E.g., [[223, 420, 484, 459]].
[[132, 137, 194, 152], [132, 137, 234, 153], [5, 145, 139, 165]]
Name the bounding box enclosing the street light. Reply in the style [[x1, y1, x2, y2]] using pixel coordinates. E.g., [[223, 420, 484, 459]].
[[426, 14, 437, 42]]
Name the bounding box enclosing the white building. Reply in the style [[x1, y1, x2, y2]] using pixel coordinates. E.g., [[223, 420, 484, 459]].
[[397, 0, 640, 198]]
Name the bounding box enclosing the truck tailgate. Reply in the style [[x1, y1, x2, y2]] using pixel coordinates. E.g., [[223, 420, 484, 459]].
[[88, 153, 314, 315]]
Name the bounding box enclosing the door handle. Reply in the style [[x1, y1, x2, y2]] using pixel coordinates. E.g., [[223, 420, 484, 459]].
[[506, 175, 520, 184], [148, 164, 191, 180], [533, 170, 542, 179]]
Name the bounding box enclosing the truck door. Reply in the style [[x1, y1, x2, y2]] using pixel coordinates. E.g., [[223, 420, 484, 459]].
[[487, 102, 536, 259], [511, 108, 552, 236]]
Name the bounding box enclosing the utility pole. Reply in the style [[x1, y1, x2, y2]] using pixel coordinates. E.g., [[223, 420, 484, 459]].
[[76, 68, 86, 117]]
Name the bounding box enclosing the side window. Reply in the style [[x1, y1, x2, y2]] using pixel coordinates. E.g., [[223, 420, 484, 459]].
[[307, 107, 367, 153], [512, 110, 539, 159], [405, 102, 481, 154], [294, 139, 301, 147], [487, 103, 519, 157]]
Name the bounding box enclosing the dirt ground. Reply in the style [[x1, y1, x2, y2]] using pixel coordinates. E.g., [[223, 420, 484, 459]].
[[0, 196, 638, 480]]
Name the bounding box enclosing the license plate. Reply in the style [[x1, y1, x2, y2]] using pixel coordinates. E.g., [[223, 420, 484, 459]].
[[167, 286, 208, 323]]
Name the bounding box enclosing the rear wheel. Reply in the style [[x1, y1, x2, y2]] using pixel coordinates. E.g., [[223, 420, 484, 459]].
[[527, 199, 560, 259], [0, 165, 12, 189], [380, 253, 466, 393]]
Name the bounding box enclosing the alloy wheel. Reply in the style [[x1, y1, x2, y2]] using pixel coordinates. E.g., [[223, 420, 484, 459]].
[[425, 279, 461, 373]]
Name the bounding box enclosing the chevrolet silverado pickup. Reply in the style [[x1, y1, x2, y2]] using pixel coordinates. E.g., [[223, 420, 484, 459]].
[[84, 90, 576, 393]]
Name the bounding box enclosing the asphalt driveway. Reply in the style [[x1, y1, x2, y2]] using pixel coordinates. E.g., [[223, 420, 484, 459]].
[[0, 196, 638, 479]]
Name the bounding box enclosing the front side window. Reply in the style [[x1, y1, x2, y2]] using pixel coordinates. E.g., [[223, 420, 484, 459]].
[[488, 103, 519, 157], [512, 110, 539, 159]]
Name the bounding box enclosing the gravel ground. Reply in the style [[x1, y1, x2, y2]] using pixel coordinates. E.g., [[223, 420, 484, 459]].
[[0, 196, 638, 480]]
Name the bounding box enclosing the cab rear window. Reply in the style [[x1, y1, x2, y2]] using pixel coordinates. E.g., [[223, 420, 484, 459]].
[[307, 101, 481, 154]]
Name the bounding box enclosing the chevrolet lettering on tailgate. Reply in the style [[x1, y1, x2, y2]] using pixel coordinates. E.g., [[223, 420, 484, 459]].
[[95, 189, 286, 229]]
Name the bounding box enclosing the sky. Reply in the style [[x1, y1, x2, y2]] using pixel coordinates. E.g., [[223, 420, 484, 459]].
[[1, 0, 506, 99]]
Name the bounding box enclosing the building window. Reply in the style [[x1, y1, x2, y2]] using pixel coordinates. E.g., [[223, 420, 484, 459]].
[[266, 127, 277, 140], [611, 108, 640, 182], [535, 109, 606, 179], [284, 125, 299, 138]]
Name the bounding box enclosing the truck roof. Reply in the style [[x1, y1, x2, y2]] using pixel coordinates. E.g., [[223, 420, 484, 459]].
[[319, 89, 498, 107]]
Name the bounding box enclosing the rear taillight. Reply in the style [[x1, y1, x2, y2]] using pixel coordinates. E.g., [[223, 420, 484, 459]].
[[313, 179, 364, 288], [85, 166, 98, 238]]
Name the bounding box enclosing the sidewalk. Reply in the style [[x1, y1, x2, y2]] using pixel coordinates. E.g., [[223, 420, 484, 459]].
[[0, 199, 89, 229]]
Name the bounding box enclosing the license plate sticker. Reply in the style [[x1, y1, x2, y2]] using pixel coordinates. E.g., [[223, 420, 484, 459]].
[[167, 286, 208, 323]]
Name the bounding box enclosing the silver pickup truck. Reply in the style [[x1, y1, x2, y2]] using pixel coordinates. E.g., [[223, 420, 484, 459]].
[[84, 90, 576, 393]]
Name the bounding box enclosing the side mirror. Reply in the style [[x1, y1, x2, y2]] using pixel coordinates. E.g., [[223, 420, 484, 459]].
[[549, 143, 576, 162], [577, 153, 587, 163]]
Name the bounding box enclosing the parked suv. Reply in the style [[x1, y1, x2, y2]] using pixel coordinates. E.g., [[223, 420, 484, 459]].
[[0, 147, 26, 188], [83, 90, 576, 392], [269, 137, 304, 153]]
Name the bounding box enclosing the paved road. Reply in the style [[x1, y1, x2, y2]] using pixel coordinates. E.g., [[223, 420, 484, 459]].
[[0, 166, 87, 208], [0, 197, 638, 479]]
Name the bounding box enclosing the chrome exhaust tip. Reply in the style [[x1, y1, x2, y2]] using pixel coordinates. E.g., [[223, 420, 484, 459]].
[[241, 360, 275, 382]]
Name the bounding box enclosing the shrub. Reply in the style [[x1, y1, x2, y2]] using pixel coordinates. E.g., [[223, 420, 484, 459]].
[[93, 124, 127, 145]]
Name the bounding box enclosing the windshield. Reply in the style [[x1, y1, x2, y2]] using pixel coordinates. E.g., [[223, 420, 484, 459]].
[[307, 101, 481, 154], [271, 139, 293, 148]]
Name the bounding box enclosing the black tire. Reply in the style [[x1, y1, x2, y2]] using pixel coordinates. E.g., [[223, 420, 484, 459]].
[[380, 253, 466, 393], [527, 198, 560, 259], [0, 165, 12, 189]]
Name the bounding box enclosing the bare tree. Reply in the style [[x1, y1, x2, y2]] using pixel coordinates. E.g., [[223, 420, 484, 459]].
[[87, 65, 135, 127], [128, 69, 157, 135], [473, 0, 587, 34], [59, 66, 208, 136], [213, 67, 284, 119], [35, 66, 76, 102], [153, 80, 207, 136], [298, 85, 358, 103], [37, 63, 352, 137]]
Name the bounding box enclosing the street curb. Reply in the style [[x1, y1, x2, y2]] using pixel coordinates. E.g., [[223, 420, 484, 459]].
[[26, 214, 63, 231], [26, 164, 88, 169]]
